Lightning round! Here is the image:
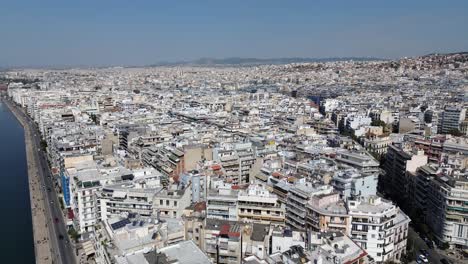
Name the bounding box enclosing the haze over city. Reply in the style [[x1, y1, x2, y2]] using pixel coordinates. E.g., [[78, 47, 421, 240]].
[[1, 2, 468, 264], [1, 0, 468, 66]]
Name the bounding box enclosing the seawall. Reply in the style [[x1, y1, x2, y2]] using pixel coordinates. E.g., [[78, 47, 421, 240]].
[[3, 98, 53, 264]]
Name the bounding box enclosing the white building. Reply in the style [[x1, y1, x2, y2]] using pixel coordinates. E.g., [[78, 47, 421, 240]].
[[347, 196, 410, 264], [237, 184, 285, 225]]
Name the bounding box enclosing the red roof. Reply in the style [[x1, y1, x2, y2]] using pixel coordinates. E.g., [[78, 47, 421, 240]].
[[212, 164, 221, 171], [219, 224, 240, 238]]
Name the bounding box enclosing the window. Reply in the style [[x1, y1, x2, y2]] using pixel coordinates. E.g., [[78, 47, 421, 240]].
[[160, 200, 163, 205], [377, 253, 381, 257], [174, 201, 178, 207], [166, 200, 170, 206]]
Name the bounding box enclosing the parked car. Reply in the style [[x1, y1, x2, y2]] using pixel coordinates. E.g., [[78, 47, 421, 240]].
[[420, 249, 429, 257], [418, 254, 429, 263]]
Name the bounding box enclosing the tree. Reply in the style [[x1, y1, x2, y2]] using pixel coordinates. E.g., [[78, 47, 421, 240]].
[[440, 242, 450, 250], [448, 128, 464, 137], [40, 139, 48, 151], [68, 227, 81, 242]]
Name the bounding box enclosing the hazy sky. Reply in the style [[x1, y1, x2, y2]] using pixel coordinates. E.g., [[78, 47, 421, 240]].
[[1, 0, 467, 66]]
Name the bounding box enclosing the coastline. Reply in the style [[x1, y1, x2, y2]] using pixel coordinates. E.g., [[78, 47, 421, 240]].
[[2, 98, 53, 264]]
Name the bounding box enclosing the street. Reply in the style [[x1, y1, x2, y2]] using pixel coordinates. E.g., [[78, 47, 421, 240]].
[[12, 101, 76, 264], [408, 227, 441, 264]]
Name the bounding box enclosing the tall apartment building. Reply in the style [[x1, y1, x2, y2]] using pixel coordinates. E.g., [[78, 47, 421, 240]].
[[381, 143, 427, 210], [413, 165, 438, 222], [237, 184, 285, 225], [286, 183, 334, 231], [426, 173, 468, 249], [348, 196, 410, 264], [437, 106, 466, 134]]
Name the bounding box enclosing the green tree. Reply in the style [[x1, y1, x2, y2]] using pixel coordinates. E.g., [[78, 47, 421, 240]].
[[68, 227, 81, 242], [40, 140, 48, 151]]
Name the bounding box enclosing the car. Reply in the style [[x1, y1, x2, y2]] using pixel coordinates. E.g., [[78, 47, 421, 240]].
[[58, 234, 64, 240], [50, 201, 54, 204], [440, 258, 451, 264], [54, 217, 59, 223], [418, 254, 429, 263], [420, 249, 429, 257]]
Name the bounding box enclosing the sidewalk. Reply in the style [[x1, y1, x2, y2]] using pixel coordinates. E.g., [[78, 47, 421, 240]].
[[5, 101, 53, 264]]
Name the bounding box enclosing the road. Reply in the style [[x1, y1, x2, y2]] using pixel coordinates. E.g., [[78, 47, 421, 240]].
[[11, 100, 76, 264], [408, 227, 441, 264]]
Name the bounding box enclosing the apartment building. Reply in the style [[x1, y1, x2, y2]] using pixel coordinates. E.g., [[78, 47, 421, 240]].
[[335, 150, 380, 172], [309, 231, 369, 264], [332, 168, 378, 200], [347, 196, 410, 264], [153, 184, 192, 219], [270, 227, 306, 254], [204, 219, 242, 264], [96, 183, 162, 221], [426, 173, 468, 249], [381, 143, 427, 210], [142, 145, 185, 185], [306, 192, 351, 234], [438, 106, 466, 134], [207, 186, 239, 221], [214, 142, 256, 185], [413, 164, 438, 221], [286, 183, 334, 231], [237, 184, 285, 225]]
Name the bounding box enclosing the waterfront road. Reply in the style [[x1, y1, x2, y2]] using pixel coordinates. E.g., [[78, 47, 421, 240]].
[[10, 100, 76, 264]]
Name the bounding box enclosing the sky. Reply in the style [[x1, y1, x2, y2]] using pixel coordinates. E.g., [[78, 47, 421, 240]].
[[1, 0, 467, 67]]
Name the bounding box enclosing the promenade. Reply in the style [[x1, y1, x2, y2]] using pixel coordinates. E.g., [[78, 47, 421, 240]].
[[4, 99, 53, 264]]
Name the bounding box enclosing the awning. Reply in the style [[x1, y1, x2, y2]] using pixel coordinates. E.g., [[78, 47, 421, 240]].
[[67, 208, 75, 220]]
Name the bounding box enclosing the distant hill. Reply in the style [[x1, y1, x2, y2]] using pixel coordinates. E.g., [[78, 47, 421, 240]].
[[149, 56, 384, 66]]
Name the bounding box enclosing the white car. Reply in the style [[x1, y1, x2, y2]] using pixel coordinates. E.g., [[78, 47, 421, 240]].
[[418, 254, 429, 263]]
